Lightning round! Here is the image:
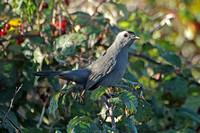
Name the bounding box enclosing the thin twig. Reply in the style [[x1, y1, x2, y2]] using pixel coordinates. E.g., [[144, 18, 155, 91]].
[[0, 84, 22, 129], [0, 110, 21, 133], [101, 96, 117, 130], [57, 0, 75, 32], [129, 51, 162, 65], [37, 97, 49, 128], [52, 0, 58, 24], [75, 55, 94, 64], [59, 14, 62, 35], [91, 0, 106, 17]]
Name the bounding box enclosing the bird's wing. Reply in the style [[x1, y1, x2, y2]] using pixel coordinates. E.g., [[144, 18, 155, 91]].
[[85, 57, 116, 90]]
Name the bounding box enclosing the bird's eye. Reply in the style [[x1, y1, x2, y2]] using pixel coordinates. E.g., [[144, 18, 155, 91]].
[[124, 33, 128, 38]]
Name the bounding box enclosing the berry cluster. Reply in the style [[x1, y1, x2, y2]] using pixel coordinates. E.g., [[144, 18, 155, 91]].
[[0, 23, 10, 37], [42, 2, 49, 9]]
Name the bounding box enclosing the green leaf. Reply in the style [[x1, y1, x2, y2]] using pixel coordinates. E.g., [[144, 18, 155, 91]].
[[154, 64, 175, 76], [161, 52, 181, 67], [121, 78, 142, 88], [176, 107, 200, 124], [183, 95, 200, 111], [125, 118, 138, 133], [41, 23, 53, 38], [67, 116, 96, 133], [109, 2, 129, 20], [90, 87, 106, 100], [164, 76, 188, 106], [47, 76, 61, 91], [109, 97, 124, 117], [118, 21, 130, 28], [72, 11, 93, 26], [119, 91, 138, 114], [54, 33, 87, 56], [0, 105, 20, 132], [48, 92, 61, 118], [0, 62, 19, 92], [72, 121, 99, 133], [33, 47, 44, 65], [182, 68, 192, 77], [120, 78, 143, 95], [103, 124, 118, 132], [22, 128, 44, 133], [134, 98, 154, 123]]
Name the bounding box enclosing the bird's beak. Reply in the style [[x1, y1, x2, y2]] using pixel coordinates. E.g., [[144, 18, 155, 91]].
[[133, 35, 140, 40]]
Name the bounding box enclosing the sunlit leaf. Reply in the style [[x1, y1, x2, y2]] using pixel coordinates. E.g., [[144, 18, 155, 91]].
[[33, 47, 44, 65], [119, 91, 138, 114], [90, 87, 106, 100], [67, 116, 96, 133], [48, 92, 61, 118]]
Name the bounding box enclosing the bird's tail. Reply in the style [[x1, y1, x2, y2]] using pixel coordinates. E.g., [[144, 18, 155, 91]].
[[32, 71, 64, 76], [33, 69, 90, 85]]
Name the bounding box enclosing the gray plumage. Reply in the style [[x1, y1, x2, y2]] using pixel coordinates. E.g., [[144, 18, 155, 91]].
[[33, 31, 140, 90]]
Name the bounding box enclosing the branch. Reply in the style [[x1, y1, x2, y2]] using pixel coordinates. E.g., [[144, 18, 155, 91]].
[[149, 14, 175, 34], [129, 51, 162, 65], [75, 55, 94, 64], [0, 84, 22, 131], [0, 33, 40, 44], [101, 96, 117, 131]]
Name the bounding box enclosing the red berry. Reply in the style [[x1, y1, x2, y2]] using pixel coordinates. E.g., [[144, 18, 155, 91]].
[[1, 29, 7, 35], [17, 38, 25, 44], [5, 23, 11, 30], [42, 3, 49, 9], [42, 96, 47, 102], [0, 32, 2, 38], [45, 103, 49, 109], [61, 22, 66, 29], [64, 0, 69, 5]]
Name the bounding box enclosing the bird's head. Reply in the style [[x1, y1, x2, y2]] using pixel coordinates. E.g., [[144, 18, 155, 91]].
[[115, 31, 140, 48]]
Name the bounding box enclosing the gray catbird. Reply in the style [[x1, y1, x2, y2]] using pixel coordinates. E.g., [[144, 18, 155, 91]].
[[33, 31, 140, 90]]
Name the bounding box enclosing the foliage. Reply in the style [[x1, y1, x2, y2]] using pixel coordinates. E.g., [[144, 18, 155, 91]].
[[0, 0, 200, 133]]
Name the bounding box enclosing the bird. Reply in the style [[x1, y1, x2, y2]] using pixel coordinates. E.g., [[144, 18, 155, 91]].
[[33, 31, 140, 90]]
